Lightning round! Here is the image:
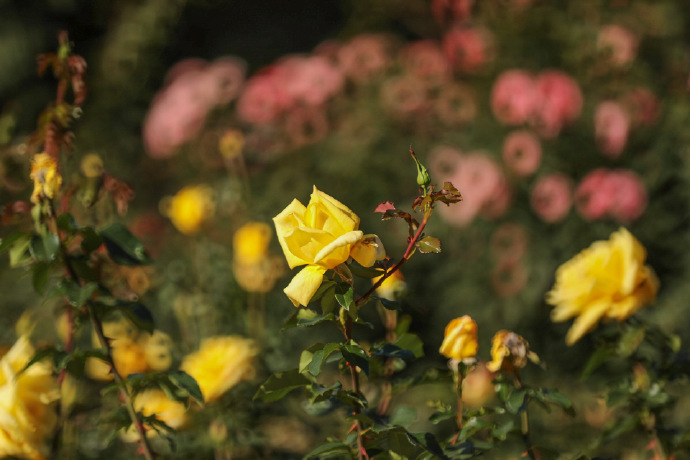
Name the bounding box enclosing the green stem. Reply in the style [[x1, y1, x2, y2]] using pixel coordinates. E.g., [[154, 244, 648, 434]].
[[514, 374, 535, 460]]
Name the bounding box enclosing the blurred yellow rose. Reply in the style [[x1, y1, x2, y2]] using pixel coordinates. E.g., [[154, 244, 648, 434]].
[[30, 153, 62, 204], [233, 222, 272, 265], [219, 129, 244, 160], [273, 186, 385, 306], [373, 270, 406, 301], [0, 336, 59, 460], [162, 185, 215, 235], [121, 389, 187, 442], [486, 330, 539, 373], [439, 315, 478, 361], [181, 336, 257, 403], [461, 363, 496, 408], [546, 228, 659, 345], [80, 153, 104, 178]]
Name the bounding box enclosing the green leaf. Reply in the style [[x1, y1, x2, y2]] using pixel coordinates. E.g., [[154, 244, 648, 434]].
[[505, 388, 527, 414], [120, 302, 154, 334], [539, 389, 575, 416], [581, 345, 616, 379], [602, 413, 638, 442], [308, 343, 340, 377], [100, 223, 152, 266], [459, 417, 493, 440], [349, 261, 385, 279], [80, 227, 103, 254], [29, 233, 60, 262], [341, 342, 370, 376], [371, 343, 414, 361], [393, 333, 424, 358], [415, 236, 441, 254], [617, 325, 646, 357], [57, 213, 78, 233], [19, 346, 65, 375], [373, 295, 402, 311], [320, 286, 337, 315], [9, 234, 32, 267], [0, 232, 29, 254], [32, 262, 51, 294], [310, 280, 336, 304], [59, 280, 98, 307], [303, 441, 351, 459], [390, 405, 417, 427], [253, 369, 311, 403], [334, 285, 354, 310], [490, 420, 514, 441], [168, 370, 204, 404]]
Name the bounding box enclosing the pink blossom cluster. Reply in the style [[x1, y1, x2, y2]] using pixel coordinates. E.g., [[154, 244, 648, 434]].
[[491, 70, 583, 138], [574, 168, 647, 222], [530, 173, 573, 223], [144, 57, 247, 159], [429, 146, 510, 227], [597, 24, 638, 67]]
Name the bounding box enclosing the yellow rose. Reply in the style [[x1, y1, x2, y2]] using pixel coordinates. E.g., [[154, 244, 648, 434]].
[[127, 389, 187, 439], [486, 330, 538, 373], [373, 269, 406, 301], [30, 153, 62, 204], [162, 185, 215, 235], [439, 315, 478, 361], [0, 336, 59, 460], [273, 186, 385, 307], [139, 330, 174, 372], [180, 336, 257, 403], [546, 228, 659, 345], [233, 222, 272, 266]]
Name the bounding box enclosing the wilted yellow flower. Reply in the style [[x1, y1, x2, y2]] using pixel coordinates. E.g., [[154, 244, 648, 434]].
[[30, 153, 62, 204], [486, 330, 539, 373], [373, 270, 406, 301], [233, 222, 272, 266], [181, 336, 257, 403], [439, 316, 478, 361], [162, 185, 215, 235], [219, 129, 244, 159], [546, 228, 659, 345], [0, 336, 59, 460], [273, 186, 385, 306]]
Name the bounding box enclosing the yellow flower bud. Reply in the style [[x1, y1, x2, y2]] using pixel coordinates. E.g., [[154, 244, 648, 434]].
[[219, 130, 244, 160], [233, 222, 272, 266], [486, 330, 538, 373], [439, 316, 478, 361], [373, 269, 406, 302], [139, 330, 174, 372], [80, 153, 104, 178], [461, 363, 496, 408]]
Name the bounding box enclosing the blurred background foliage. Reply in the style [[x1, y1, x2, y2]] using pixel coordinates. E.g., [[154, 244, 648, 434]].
[[1, 0, 690, 458]]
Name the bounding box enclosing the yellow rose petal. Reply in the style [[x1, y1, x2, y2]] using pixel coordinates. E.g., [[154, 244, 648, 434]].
[[439, 316, 478, 361], [273, 199, 309, 269], [313, 230, 363, 268], [284, 265, 328, 307], [350, 234, 386, 268]]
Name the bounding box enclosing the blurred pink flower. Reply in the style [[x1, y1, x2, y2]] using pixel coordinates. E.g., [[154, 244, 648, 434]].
[[431, 0, 475, 26], [530, 173, 573, 223], [502, 130, 542, 176], [280, 55, 344, 106], [283, 106, 329, 147], [207, 57, 247, 104], [623, 87, 660, 126], [434, 83, 477, 126], [429, 145, 463, 179], [491, 70, 538, 125], [143, 81, 208, 159], [597, 24, 638, 66], [163, 58, 207, 85], [443, 27, 493, 74], [575, 168, 647, 222], [399, 40, 451, 86], [492, 259, 527, 297], [236, 71, 293, 124], [490, 223, 528, 262], [380, 75, 429, 118], [337, 34, 393, 83], [607, 170, 648, 222], [533, 70, 583, 138], [594, 101, 630, 158], [435, 151, 508, 227]]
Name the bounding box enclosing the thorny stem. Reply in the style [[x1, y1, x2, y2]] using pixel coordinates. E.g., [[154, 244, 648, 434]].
[[450, 364, 464, 446], [50, 207, 156, 460], [355, 212, 430, 308], [514, 374, 536, 460]]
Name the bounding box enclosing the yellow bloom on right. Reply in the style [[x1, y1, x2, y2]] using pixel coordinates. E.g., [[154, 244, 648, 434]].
[[546, 228, 659, 345]]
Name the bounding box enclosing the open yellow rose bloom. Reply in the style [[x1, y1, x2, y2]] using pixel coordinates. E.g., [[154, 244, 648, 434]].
[[546, 228, 659, 345], [273, 186, 385, 307]]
